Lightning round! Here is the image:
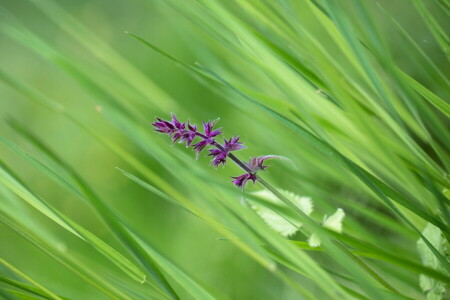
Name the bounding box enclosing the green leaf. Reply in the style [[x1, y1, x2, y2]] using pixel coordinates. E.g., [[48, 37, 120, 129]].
[[249, 189, 313, 237], [417, 224, 448, 300]]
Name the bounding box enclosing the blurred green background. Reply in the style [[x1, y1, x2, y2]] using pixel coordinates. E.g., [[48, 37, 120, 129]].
[[0, 0, 449, 299], [0, 1, 299, 298]]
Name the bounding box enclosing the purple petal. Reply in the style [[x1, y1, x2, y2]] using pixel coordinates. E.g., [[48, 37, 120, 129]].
[[193, 138, 214, 157], [248, 155, 287, 172], [152, 117, 174, 134], [171, 132, 183, 144], [171, 114, 181, 128], [202, 119, 222, 138], [231, 173, 256, 189], [188, 122, 197, 132], [207, 148, 223, 156], [208, 148, 228, 167], [208, 128, 222, 138], [181, 131, 196, 147], [224, 136, 245, 152], [248, 157, 259, 171], [203, 121, 212, 136], [211, 153, 227, 167]]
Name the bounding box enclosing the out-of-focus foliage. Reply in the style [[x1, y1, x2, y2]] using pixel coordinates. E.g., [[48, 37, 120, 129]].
[[0, 0, 449, 299]]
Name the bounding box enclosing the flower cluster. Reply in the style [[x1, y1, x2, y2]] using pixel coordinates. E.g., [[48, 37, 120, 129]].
[[152, 114, 282, 189]]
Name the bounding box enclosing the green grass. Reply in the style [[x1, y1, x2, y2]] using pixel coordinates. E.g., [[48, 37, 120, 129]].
[[0, 0, 449, 299]]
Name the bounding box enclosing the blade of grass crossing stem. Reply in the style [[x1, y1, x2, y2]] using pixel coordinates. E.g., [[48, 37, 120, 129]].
[[0, 259, 63, 300], [117, 168, 196, 217], [0, 276, 68, 300], [1, 289, 47, 300], [0, 288, 18, 300]]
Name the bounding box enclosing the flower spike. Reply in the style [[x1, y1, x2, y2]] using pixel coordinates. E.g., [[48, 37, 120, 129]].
[[152, 114, 285, 190]]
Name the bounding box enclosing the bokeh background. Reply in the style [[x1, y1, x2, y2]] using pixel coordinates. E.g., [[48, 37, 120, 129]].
[[0, 0, 449, 299]]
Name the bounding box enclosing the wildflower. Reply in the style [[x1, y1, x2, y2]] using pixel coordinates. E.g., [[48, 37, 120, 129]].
[[224, 136, 245, 151], [203, 120, 222, 139], [152, 114, 186, 144], [208, 136, 246, 167], [152, 114, 284, 190], [231, 155, 286, 189], [231, 173, 257, 188], [152, 118, 175, 134], [192, 120, 222, 156], [180, 123, 197, 146], [248, 155, 285, 172], [208, 148, 228, 167]]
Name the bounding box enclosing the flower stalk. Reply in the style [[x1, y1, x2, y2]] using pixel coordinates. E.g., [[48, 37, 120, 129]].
[[152, 114, 284, 189]]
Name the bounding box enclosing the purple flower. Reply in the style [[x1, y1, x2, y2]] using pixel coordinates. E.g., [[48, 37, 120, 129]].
[[180, 123, 197, 146], [193, 139, 212, 157], [247, 155, 285, 172], [192, 120, 222, 156], [208, 148, 228, 167], [207, 136, 245, 167], [223, 136, 245, 151], [152, 118, 175, 134], [231, 173, 257, 189], [152, 114, 285, 190], [229, 156, 286, 189], [152, 114, 187, 144], [203, 120, 222, 138]]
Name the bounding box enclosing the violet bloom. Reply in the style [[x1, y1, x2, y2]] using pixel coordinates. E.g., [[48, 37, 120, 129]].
[[208, 136, 245, 167], [231, 173, 257, 188], [207, 148, 228, 167], [180, 123, 197, 146], [224, 136, 245, 151], [192, 120, 222, 156], [152, 114, 284, 190], [152, 114, 186, 144], [247, 155, 284, 172]]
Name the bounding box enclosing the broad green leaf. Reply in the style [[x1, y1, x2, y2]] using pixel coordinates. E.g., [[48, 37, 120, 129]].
[[417, 224, 448, 300]]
